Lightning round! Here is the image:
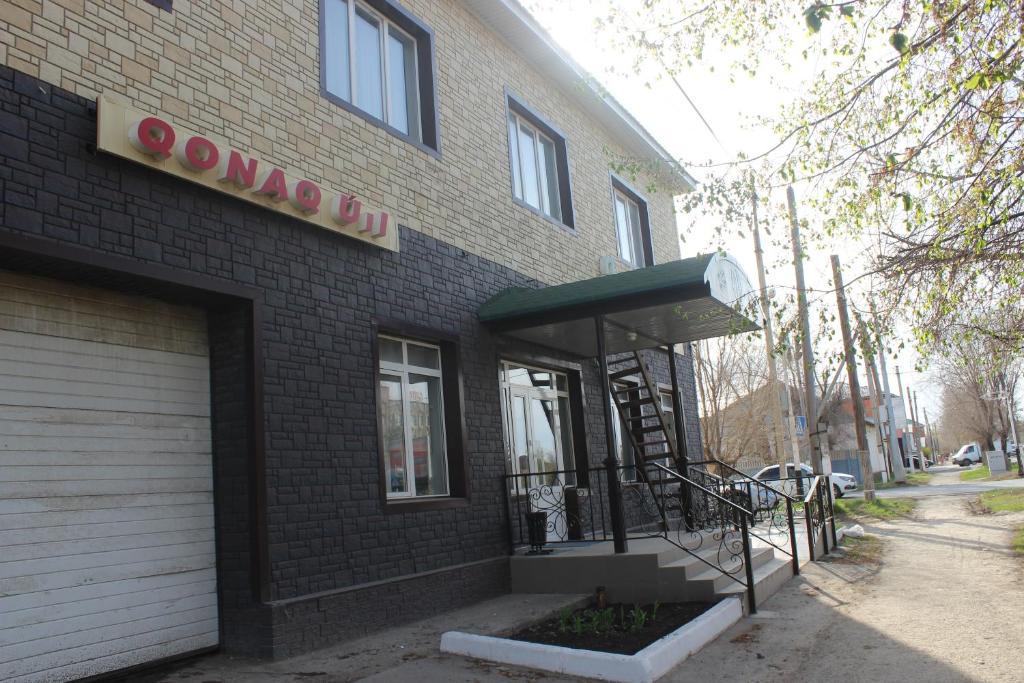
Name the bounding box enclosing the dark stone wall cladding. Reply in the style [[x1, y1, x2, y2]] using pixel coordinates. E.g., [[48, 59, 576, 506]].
[[0, 67, 705, 656]]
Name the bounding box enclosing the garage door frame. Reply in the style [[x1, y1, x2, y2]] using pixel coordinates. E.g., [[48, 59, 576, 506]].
[[0, 231, 270, 670]]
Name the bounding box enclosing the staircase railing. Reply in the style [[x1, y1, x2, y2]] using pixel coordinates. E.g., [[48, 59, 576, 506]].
[[802, 475, 837, 561], [685, 459, 801, 576], [646, 462, 758, 612]]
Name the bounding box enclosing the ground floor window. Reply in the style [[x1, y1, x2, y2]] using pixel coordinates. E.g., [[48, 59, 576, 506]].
[[379, 335, 448, 498], [500, 361, 575, 489]]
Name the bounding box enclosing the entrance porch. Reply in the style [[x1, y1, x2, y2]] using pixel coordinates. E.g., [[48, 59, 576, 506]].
[[480, 253, 839, 611]]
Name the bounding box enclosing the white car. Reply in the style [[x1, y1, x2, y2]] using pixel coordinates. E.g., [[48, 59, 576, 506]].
[[952, 443, 983, 467], [752, 463, 858, 499]]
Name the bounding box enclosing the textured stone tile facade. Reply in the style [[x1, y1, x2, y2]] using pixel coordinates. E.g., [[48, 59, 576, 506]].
[[0, 0, 684, 285], [0, 66, 702, 656]]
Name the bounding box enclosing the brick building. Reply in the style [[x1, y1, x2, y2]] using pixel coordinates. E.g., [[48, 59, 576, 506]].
[[0, 1, 754, 680]]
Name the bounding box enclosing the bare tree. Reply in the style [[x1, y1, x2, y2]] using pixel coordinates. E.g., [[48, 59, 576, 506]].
[[931, 336, 1022, 450], [693, 334, 771, 464]]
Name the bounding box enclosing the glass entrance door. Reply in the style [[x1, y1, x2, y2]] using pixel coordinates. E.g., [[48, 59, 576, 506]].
[[501, 362, 575, 541]]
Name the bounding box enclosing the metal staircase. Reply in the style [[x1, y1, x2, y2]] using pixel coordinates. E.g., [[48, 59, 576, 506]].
[[606, 351, 686, 524]]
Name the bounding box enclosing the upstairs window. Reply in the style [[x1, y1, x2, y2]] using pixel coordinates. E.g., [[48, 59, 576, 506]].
[[506, 96, 574, 228], [611, 178, 653, 268], [322, 0, 439, 151]]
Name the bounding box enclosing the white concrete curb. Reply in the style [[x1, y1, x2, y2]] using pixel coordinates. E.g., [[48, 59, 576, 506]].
[[440, 597, 742, 683]]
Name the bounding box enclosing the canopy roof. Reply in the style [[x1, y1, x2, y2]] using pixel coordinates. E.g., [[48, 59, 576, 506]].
[[478, 253, 759, 357]]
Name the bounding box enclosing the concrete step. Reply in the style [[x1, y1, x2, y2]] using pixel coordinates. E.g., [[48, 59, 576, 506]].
[[654, 545, 774, 601], [661, 544, 774, 580], [716, 555, 794, 614]]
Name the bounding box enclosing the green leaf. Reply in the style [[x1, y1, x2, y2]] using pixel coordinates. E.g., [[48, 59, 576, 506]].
[[840, 5, 855, 18], [804, 6, 822, 33], [890, 32, 909, 54], [901, 193, 912, 211]]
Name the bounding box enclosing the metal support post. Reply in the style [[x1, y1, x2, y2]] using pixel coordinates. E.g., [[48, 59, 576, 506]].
[[596, 316, 627, 554]]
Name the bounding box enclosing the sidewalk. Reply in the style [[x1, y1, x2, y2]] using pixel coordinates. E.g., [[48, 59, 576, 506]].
[[663, 493, 1024, 682], [137, 489, 1024, 682], [131, 593, 588, 683]]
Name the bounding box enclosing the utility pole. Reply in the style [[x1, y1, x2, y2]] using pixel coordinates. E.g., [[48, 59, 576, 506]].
[[906, 385, 919, 465], [874, 322, 907, 482], [752, 190, 789, 481], [913, 391, 924, 460], [858, 317, 889, 479], [831, 255, 875, 501], [895, 367, 914, 473], [788, 186, 823, 473]]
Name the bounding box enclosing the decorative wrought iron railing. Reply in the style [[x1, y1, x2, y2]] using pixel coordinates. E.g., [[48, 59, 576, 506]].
[[686, 459, 801, 576], [501, 458, 837, 611]]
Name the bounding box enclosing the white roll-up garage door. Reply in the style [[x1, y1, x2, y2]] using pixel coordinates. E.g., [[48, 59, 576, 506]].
[[0, 271, 218, 683]]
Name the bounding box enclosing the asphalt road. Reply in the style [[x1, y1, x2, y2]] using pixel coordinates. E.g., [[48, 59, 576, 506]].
[[860, 464, 1024, 499]]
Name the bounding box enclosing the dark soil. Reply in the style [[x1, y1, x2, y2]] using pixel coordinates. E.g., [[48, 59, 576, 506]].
[[508, 601, 715, 655]]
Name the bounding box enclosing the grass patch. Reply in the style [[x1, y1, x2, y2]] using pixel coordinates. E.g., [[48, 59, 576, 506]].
[[834, 497, 915, 521], [876, 471, 932, 489], [834, 534, 885, 565], [961, 465, 1020, 482], [1013, 527, 1024, 556], [977, 488, 1024, 513]]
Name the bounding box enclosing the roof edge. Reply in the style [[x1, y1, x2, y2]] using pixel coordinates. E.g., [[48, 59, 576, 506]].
[[462, 0, 696, 192]]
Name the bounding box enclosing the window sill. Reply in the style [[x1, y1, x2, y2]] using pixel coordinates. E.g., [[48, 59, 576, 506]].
[[322, 90, 441, 160], [383, 496, 469, 513], [511, 196, 577, 235]]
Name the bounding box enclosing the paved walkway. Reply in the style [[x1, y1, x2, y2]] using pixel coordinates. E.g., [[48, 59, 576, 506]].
[[138, 472, 1024, 682], [871, 464, 1024, 499]]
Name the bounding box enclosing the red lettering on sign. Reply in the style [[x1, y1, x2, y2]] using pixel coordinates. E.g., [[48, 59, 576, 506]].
[[255, 168, 289, 201], [331, 194, 362, 225], [129, 117, 175, 159], [176, 135, 220, 172], [218, 150, 259, 188], [288, 180, 322, 214]]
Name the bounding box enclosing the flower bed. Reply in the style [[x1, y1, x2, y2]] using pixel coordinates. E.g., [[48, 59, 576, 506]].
[[510, 601, 713, 655], [441, 596, 743, 683]]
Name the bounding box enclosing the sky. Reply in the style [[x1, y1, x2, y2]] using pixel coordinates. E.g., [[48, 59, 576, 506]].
[[524, 0, 945, 432]]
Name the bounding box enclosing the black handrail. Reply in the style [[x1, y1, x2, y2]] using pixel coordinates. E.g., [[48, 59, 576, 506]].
[[681, 459, 801, 569], [690, 458, 800, 504], [649, 462, 757, 611]]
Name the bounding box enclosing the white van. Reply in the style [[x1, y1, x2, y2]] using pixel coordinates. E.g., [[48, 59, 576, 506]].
[[952, 442, 983, 467]]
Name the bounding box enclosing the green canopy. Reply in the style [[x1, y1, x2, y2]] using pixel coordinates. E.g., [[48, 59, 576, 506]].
[[478, 253, 759, 356]]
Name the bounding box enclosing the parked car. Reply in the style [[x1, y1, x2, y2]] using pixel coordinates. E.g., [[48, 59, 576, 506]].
[[952, 442, 983, 467], [902, 455, 933, 469], [751, 463, 859, 499]]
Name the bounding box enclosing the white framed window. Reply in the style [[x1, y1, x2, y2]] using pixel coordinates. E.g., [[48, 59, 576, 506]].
[[613, 188, 649, 268], [508, 110, 562, 222], [324, 0, 423, 142], [378, 336, 448, 498]]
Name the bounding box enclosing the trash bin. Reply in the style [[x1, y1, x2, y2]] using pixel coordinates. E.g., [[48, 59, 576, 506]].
[[526, 511, 548, 554]]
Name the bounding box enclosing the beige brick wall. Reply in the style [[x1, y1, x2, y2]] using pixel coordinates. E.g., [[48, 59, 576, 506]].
[[0, 0, 684, 285]]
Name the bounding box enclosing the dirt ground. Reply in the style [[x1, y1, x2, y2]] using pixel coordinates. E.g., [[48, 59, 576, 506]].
[[138, 470, 1024, 682], [669, 471, 1024, 682]]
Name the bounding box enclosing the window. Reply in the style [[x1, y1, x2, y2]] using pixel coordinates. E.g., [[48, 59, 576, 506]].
[[322, 0, 439, 151], [379, 336, 449, 498], [611, 178, 653, 268], [658, 389, 675, 465], [144, 0, 172, 9], [506, 97, 574, 228]]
